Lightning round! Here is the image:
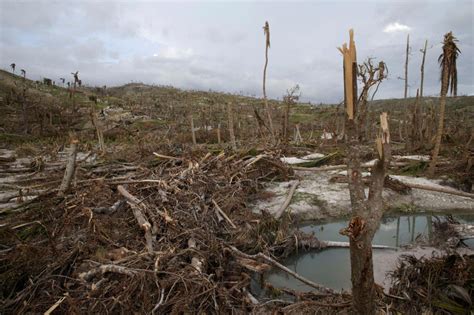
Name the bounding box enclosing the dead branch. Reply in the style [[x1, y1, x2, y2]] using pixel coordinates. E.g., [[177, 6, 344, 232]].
[[275, 180, 299, 219], [228, 245, 334, 294], [211, 199, 236, 228], [117, 185, 153, 253]]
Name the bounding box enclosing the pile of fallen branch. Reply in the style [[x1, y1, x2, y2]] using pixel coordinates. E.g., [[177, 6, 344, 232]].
[[1, 148, 355, 313], [389, 253, 473, 314]]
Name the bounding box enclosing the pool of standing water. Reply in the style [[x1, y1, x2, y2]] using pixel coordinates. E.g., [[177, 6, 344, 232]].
[[266, 213, 474, 292]]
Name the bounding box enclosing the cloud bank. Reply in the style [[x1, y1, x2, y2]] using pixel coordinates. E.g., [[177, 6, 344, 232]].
[[0, 0, 472, 103]]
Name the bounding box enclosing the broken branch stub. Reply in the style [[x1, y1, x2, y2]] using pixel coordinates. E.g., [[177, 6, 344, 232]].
[[58, 139, 78, 196]]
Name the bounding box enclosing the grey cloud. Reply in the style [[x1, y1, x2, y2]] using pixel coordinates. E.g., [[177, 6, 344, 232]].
[[0, 1, 472, 103]]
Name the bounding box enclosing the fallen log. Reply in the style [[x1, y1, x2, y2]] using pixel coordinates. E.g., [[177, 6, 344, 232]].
[[329, 175, 411, 194], [403, 182, 474, 199]]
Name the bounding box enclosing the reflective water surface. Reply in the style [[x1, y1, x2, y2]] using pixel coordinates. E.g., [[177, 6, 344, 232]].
[[266, 214, 473, 291]]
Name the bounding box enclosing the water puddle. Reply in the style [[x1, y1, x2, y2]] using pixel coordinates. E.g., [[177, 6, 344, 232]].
[[266, 213, 474, 292]]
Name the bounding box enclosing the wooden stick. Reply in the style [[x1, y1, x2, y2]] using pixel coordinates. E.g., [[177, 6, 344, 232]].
[[44, 295, 67, 315], [228, 245, 334, 293], [211, 199, 236, 228], [292, 164, 347, 171], [320, 241, 396, 250], [117, 185, 153, 253], [153, 152, 181, 160], [275, 180, 299, 219], [58, 140, 78, 196]]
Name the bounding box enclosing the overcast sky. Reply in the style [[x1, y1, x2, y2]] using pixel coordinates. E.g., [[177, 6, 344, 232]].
[[1, 0, 472, 103]]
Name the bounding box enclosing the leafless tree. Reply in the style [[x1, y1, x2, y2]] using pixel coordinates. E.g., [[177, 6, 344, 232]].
[[282, 85, 300, 144]]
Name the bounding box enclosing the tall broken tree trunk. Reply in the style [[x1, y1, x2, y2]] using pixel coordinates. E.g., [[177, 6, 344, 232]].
[[90, 108, 105, 154], [419, 40, 428, 98], [190, 116, 197, 145], [262, 21, 276, 144], [217, 122, 221, 144], [407, 89, 420, 150], [58, 139, 78, 196], [404, 34, 410, 98], [338, 29, 391, 315], [227, 102, 237, 151]]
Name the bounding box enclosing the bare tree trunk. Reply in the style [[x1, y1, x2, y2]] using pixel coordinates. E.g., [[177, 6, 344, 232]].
[[283, 99, 290, 144], [190, 116, 197, 145], [408, 89, 420, 150], [339, 30, 391, 315], [404, 34, 410, 98], [91, 110, 105, 154], [420, 40, 428, 97], [227, 102, 237, 151], [217, 122, 221, 144], [428, 60, 449, 176], [263, 22, 276, 143]]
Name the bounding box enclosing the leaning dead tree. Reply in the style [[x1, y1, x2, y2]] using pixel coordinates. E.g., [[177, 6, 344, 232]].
[[428, 32, 460, 177], [338, 29, 390, 315], [262, 21, 276, 143]]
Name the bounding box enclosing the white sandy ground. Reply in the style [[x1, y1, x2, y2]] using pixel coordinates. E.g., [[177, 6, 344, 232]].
[[255, 155, 474, 221], [373, 246, 474, 292]]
